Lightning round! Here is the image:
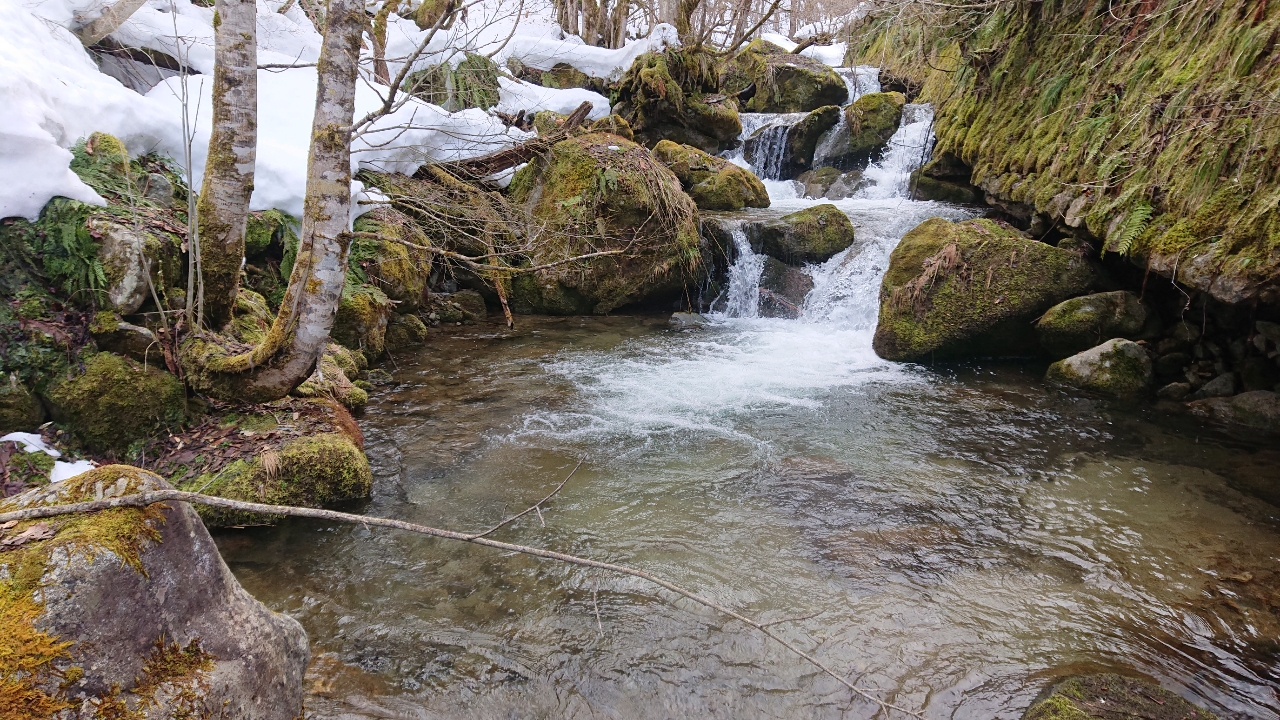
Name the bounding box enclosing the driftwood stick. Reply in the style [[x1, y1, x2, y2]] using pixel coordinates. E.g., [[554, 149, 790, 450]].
[[0, 489, 920, 718], [422, 101, 594, 180]]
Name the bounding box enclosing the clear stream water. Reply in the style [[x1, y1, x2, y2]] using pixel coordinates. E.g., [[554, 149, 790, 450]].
[[216, 101, 1280, 719]]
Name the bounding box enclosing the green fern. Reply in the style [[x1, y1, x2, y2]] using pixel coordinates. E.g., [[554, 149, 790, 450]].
[[1112, 201, 1153, 256]]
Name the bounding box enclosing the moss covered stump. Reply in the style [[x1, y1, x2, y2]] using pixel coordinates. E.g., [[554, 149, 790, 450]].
[[44, 352, 186, 454], [506, 132, 701, 314], [873, 218, 1098, 361], [0, 466, 309, 718], [652, 140, 769, 211], [1046, 339, 1154, 399], [746, 204, 856, 265], [1023, 673, 1218, 720]]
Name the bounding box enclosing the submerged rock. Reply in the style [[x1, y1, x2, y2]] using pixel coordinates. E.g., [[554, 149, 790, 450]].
[[0, 466, 309, 718], [670, 311, 709, 328], [652, 140, 769, 211], [746, 204, 856, 265], [44, 351, 186, 454], [1023, 673, 1218, 720], [1187, 390, 1280, 434], [1046, 338, 1154, 399], [507, 132, 701, 314], [721, 40, 847, 113], [873, 218, 1098, 361], [1035, 290, 1150, 359]]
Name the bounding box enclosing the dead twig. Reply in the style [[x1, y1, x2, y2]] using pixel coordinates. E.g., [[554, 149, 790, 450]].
[[466, 456, 584, 539], [0, 490, 921, 718]]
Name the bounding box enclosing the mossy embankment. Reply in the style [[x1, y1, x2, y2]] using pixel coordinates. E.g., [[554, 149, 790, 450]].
[[850, 0, 1280, 304]]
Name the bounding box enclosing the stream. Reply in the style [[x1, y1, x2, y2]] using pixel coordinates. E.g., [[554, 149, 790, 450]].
[[215, 97, 1280, 719]]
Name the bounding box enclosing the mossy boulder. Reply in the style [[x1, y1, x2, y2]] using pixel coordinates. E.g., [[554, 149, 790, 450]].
[[0, 466, 309, 718], [652, 140, 769, 211], [44, 352, 186, 454], [1046, 338, 1154, 399], [746, 204, 856, 265], [384, 312, 429, 352], [910, 173, 984, 204], [1036, 291, 1150, 359], [89, 311, 161, 363], [1023, 673, 1218, 720], [506, 132, 701, 313], [332, 284, 392, 360], [873, 218, 1098, 361], [91, 217, 179, 315], [351, 210, 434, 313], [0, 378, 46, 434], [721, 39, 847, 113], [244, 209, 293, 258], [588, 114, 635, 140], [613, 50, 742, 153], [797, 167, 843, 198], [533, 110, 568, 136], [786, 105, 841, 176], [401, 52, 501, 111], [821, 92, 906, 170]]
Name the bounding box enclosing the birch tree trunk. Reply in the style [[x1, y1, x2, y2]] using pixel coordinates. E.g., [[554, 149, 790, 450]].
[[197, 0, 258, 329], [182, 0, 365, 403]]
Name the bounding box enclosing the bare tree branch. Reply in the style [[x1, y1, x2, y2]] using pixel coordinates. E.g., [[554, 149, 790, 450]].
[[0, 490, 922, 718]]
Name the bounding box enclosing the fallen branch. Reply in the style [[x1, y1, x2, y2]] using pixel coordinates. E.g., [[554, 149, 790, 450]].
[[421, 101, 594, 181], [1, 489, 920, 718]]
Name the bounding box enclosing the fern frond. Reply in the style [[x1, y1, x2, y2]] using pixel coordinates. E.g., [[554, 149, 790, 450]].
[[1113, 201, 1153, 256]]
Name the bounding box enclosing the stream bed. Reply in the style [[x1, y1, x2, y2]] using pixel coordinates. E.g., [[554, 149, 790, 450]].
[[217, 105, 1280, 719]]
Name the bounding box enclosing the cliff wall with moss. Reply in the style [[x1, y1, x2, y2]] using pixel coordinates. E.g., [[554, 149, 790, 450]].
[[850, 0, 1280, 305]]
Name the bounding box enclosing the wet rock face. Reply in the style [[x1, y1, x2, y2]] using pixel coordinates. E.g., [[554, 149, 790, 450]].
[[651, 140, 769, 211], [825, 92, 906, 170], [785, 105, 841, 176], [757, 256, 814, 318], [0, 466, 309, 718], [745, 204, 856, 265], [1187, 391, 1280, 434], [1046, 338, 1154, 399], [1036, 290, 1151, 359], [874, 217, 1098, 361], [1023, 673, 1218, 720]]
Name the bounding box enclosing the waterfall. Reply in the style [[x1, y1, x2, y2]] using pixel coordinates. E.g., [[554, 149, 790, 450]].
[[855, 103, 935, 200], [732, 112, 808, 181], [813, 66, 881, 169], [716, 227, 765, 319]]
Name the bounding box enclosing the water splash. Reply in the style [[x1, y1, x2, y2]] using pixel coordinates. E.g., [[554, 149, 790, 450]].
[[856, 103, 935, 199], [717, 227, 765, 318]]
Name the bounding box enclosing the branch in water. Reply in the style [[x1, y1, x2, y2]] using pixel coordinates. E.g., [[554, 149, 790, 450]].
[[0, 488, 920, 718]]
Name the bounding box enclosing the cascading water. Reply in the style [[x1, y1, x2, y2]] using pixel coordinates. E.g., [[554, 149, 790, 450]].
[[812, 66, 881, 168], [714, 97, 948, 326], [731, 112, 808, 180]]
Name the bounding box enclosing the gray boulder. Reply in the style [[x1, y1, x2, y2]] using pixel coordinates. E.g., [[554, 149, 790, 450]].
[[1191, 372, 1237, 399], [1035, 290, 1149, 359], [0, 466, 308, 718], [1046, 338, 1153, 399], [90, 218, 175, 315], [90, 313, 161, 363]]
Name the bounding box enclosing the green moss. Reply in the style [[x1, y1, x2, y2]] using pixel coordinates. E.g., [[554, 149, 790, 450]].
[[652, 140, 769, 210], [841, 92, 906, 164], [229, 288, 273, 345], [384, 312, 429, 352], [1024, 674, 1219, 720], [332, 284, 391, 360], [244, 209, 293, 257], [850, 0, 1280, 302], [753, 204, 855, 263], [786, 105, 840, 174], [1045, 338, 1153, 398], [532, 110, 568, 136], [1035, 290, 1148, 358], [45, 352, 186, 454], [181, 433, 372, 527], [402, 53, 500, 111], [508, 133, 701, 313], [873, 218, 1097, 361], [588, 114, 635, 141], [722, 40, 847, 113], [614, 49, 740, 153], [0, 378, 45, 434]]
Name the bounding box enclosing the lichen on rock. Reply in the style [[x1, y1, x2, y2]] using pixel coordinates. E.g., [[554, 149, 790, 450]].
[[873, 217, 1098, 361], [0, 465, 309, 718]]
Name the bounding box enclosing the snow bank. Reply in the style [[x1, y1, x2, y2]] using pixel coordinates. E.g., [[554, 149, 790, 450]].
[[759, 32, 847, 68], [496, 77, 610, 121], [1, 431, 97, 483], [501, 22, 679, 80]]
